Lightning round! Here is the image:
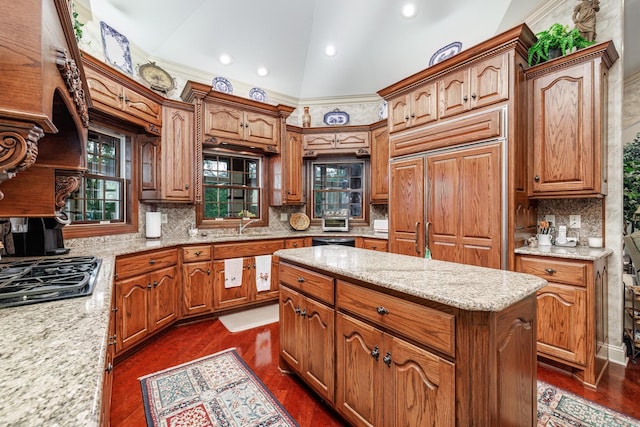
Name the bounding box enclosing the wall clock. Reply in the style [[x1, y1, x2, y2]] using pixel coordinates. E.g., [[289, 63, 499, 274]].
[[138, 62, 175, 93]]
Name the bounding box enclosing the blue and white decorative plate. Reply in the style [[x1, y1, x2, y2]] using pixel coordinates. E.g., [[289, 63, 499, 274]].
[[429, 41, 463, 66], [212, 77, 233, 94], [100, 21, 133, 75], [324, 109, 350, 126], [249, 87, 268, 103], [378, 101, 388, 120]]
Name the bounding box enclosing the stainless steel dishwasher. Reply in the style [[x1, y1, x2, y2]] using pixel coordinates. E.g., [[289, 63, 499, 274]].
[[311, 237, 356, 247]]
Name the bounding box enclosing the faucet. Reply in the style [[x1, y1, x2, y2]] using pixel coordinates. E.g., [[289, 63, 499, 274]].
[[239, 219, 259, 234]]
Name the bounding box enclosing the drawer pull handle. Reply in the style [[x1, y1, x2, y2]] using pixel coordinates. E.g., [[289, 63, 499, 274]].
[[376, 306, 389, 315], [149, 259, 156, 265], [545, 268, 556, 275], [383, 352, 392, 367], [371, 346, 380, 361], [300, 309, 307, 318], [194, 251, 202, 256], [105, 363, 114, 373], [297, 277, 305, 283]]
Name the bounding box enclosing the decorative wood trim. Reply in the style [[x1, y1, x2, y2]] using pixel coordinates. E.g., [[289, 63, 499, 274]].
[[194, 97, 203, 205], [524, 41, 619, 79], [0, 123, 43, 198], [55, 48, 89, 128], [55, 171, 83, 210]]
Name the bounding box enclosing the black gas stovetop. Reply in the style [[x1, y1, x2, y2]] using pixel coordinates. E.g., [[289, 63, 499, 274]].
[[0, 256, 102, 308]]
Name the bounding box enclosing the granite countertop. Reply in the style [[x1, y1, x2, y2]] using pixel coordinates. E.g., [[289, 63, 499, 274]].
[[275, 246, 548, 312], [514, 244, 613, 260], [0, 230, 382, 426]]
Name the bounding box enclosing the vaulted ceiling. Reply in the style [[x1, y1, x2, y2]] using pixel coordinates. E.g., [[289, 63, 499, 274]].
[[82, 0, 638, 100]]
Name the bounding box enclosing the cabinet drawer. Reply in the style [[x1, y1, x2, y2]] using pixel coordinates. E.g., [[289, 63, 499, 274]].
[[516, 256, 587, 287], [115, 248, 178, 280], [336, 280, 455, 356], [279, 263, 334, 305], [361, 238, 388, 252], [182, 245, 212, 262], [214, 239, 285, 259]]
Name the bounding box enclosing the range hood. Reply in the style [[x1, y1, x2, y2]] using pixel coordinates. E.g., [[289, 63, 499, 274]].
[[0, 0, 90, 217]]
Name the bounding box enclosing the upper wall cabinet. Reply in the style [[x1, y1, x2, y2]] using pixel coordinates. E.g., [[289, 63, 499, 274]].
[[270, 127, 304, 206], [83, 53, 163, 135], [302, 127, 370, 157], [0, 0, 90, 214], [525, 41, 618, 198], [387, 82, 437, 133], [370, 122, 389, 204]]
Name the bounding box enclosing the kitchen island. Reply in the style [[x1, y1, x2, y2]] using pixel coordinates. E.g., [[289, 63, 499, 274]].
[[275, 245, 548, 426]]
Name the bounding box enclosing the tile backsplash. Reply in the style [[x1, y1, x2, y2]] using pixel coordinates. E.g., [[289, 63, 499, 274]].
[[536, 198, 604, 246]]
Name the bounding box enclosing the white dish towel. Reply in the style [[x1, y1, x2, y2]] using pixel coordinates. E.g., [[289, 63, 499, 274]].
[[255, 255, 272, 292], [224, 258, 243, 288]]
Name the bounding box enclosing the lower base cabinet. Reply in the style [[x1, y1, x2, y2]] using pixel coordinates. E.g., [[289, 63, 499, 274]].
[[336, 312, 455, 426]]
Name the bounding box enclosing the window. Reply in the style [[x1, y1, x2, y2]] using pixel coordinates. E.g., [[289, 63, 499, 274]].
[[202, 152, 262, 220], [65, 127, 133, 231], [310, 161, 365, 220]]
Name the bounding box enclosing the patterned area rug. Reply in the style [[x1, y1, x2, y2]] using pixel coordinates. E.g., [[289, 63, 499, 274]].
[[538, 380, 640, 426], [139, 348, 298, 427]]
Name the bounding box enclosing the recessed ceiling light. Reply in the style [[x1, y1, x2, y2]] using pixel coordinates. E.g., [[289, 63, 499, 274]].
[[219, 54, 233, 65], [257, 67, 269, 77], [402, 3, 417, 18], [325, 44, 336, 57]]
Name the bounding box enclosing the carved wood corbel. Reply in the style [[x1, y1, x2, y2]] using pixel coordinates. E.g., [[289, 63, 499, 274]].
[[56, 48, 89, 128], [0, 124, 43, 199], [55, 171, 83, 211]]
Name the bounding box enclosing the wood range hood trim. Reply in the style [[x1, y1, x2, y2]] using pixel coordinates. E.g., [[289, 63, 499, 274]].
[[0, 0, 90, 215]]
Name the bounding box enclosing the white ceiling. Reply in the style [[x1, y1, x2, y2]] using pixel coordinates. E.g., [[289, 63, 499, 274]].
[[85, 0, 639, 100]]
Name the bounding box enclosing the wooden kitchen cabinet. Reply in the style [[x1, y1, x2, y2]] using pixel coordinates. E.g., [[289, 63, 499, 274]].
[[302, 128, 370, 157], [388, 81, 438, 133], [359, 237, 388, 252], [389, 157, 425, 257], [271, 129, 304, 206], [515, 254, 609, 389], [369, 122, 389, 204], [438, 52, 509, 119], [204, 103, 278, 150], [285, 237, 311, 249], [525, 41, 618, 198], [139, 135, 161, 199], [114, 249, 179, 355], [83, 53, 162, 134], [101, 297, 116, 427], [213, 240, 285, 310], [181, 245, 213, 317]]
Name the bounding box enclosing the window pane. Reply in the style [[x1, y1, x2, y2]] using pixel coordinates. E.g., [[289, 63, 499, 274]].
[[311, 161, 365, 220]]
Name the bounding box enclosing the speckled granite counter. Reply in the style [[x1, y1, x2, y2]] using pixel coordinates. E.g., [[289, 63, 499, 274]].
[[275, 246, 548, 311], [514, 244, 612, 260], [0, 231, 381, 426]]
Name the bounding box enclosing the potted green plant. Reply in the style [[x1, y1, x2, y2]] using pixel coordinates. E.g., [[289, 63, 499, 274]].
[[527, 23, 594, 66]]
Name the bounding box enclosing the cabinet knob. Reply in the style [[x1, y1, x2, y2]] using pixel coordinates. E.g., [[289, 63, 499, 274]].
[[534, 175, 540, 182], [471, 93, 477, 100], [463, 95, 468, 102], [410, 113, 415, 118], [153, 280, 158, 287], [295, 306, 301, 315], [383, 352, 392, 367], [185, 184, 189, 190], [149, 259, 156, 265], [405, 115, 410, 122], [371, 346, 380, 361], [207, 269, 211, 275], [194, 251, 202, 256], [292, 243, 298, 247], [105, 363, 114, 373], [376, 306, 389, 315], [297, 277, 305, 283], [147, 282, 152, 289], [545, 268, 556, 275], [300, 308, 307, 318]]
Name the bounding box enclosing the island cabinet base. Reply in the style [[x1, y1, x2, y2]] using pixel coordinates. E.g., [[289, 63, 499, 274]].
[[278, 260, 538, 427]]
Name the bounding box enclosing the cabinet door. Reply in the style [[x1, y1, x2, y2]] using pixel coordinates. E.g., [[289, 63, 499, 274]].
[[244, 112, 278, 147], [385, 335, 455, 427], [530, 61, 595, 195], [438, 68, 468, 119], [213, 259, 251, 309], [182, 261, 213, 317], [303, 133, 335, 151], [410, 81, 438, 127], [469, 53, 509, 110], [115, 274, 151, 353], [302, 297, 335, 403], [84, 67, 124, 112], [361, 237, 388, 252], [123, 87, 162, 125], [335, 132, 369, 150], [139, 135, 161, 200], [388, 94, 411, 133], [162, 106, 194, 201], [149, 266, 179, 331], [389, 157, 425, 257], [370, 126, 389, 204], [280, 286, 303, 372], [284, 132, 303, 203], [204, 104, 244, 140], [536, 283, 587, 365], [336, 313, 384, 427], [427, 143, 502, 268]]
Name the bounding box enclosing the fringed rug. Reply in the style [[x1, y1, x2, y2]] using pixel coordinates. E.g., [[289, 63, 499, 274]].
[[537, 380, 640, 426], [139, 348, 298, 427]]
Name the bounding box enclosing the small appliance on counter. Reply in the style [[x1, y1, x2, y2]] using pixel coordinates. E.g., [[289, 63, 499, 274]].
[[321, 209, 349, 232], [373, 219, 389, 238], [13, 214, 70, 257]]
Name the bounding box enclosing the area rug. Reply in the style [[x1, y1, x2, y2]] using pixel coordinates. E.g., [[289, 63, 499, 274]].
[[537, 380, 640, 426], [139, 348, 298, 427], [218, 304, 279, 333]]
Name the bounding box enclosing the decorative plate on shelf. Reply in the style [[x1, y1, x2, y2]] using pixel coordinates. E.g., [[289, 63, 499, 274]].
[[323, 109, 350, 126], [138, 62, 175, 93], [290, 213, 310, 231], [212, 77, 233, 94], [429, 41, 462, 66], [100, 21, 133, 75], [249, 87, 268, 103]]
